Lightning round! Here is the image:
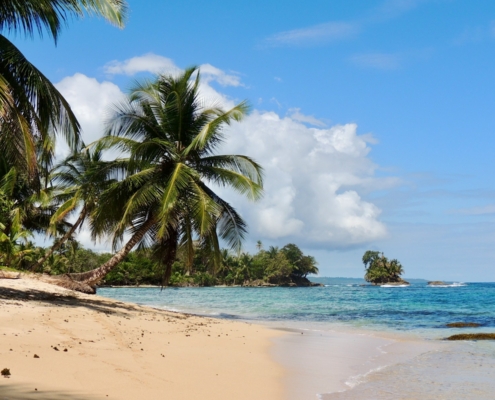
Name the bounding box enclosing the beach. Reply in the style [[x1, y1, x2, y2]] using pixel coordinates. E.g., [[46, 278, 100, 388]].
[[2, 278, 495, 400], [0, 277, 283, 400]]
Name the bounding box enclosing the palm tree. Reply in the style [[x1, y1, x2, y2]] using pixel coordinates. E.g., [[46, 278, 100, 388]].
[[0, 162, 69, 240], [267, 246, 279, 258], [0, 208, 34, 268], [363, 251, 405, 284], [67, 67, 263, 287], [0, 0, 127, 176], [31, 144, 122, 270]]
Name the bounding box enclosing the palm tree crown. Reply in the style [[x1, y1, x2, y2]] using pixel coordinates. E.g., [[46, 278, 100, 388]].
[[0, 0, 128, 176], [72, 67, 263, 286]]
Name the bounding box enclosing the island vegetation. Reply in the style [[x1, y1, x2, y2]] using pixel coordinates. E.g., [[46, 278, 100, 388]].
[[0, 240, 319, 287], [362, 250, 408, 285]]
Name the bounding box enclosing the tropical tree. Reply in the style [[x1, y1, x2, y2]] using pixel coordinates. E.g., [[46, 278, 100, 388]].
[[0, 208, 34, 268], [362, 250, 380, 269], [0, 0, 127, 176], [0, 162, 67, 240], [31, 144, 122, 270], [67, 67, 263, 288], [363, 250, 405, 285], [281, 243, 319, 278]]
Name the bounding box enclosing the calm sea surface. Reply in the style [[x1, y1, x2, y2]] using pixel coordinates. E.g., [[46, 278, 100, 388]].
[[98, 279, 495, 399]]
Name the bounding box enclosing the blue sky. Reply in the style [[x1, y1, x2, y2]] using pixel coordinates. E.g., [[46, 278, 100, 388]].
[[12, 0, 495, 280]]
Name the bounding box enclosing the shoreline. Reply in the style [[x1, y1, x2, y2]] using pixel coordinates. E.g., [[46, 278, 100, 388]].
[[269, 324, 440, 399], [3, 277, 491, 399], [0, 277, 284, 399]]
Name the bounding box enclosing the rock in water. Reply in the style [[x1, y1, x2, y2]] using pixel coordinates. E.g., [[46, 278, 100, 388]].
[[446, 322, 481, 328], [446, 333, 495, 341]]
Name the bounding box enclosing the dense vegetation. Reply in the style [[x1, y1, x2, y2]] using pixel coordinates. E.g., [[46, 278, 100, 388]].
[[1, 241, 318, 287], [362, 250, 406, 285]]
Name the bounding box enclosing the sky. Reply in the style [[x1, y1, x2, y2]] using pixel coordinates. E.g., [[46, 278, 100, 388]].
[[10, 0, 495, 281]]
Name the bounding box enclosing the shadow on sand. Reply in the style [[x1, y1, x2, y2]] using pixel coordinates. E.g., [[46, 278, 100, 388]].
[[0, 383, 105, 400], [0, 285, 142, 317]]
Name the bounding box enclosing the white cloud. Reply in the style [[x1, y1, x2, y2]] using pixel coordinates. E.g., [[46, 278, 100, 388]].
[[350, 52, 401, 70], [198, 63, 243, 87], [55, 73, 125, 155], [263, 22, 359, 47], [220, 112, 388, 247], [104, 53, 181, 76], [288, 108, 327, 127], [104, 53, 242, 89]]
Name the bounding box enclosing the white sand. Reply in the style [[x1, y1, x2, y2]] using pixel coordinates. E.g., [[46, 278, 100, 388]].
[[0, 276, 284, 400]]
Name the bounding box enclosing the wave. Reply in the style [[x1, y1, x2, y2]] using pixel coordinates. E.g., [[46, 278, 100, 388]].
[[344, 365, 388, 389], [380, 284, 410, 288], [428, 282, 466, 288]]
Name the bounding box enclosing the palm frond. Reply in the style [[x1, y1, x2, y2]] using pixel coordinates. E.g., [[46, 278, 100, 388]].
[[0, 0, 127, 42], [184, 101, 249, 155]]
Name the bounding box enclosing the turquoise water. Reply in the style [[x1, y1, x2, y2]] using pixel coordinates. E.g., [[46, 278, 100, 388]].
[[97, 280, 495, 337]]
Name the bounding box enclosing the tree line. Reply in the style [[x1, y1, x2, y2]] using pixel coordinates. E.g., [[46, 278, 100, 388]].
[[1, 238, 318, 287]]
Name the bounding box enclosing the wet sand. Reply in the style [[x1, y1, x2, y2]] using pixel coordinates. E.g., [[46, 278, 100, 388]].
[[271, 326, 439, 399]]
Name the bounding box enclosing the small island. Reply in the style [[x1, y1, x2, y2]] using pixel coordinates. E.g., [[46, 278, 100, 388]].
[[362, 250, 409, 286]]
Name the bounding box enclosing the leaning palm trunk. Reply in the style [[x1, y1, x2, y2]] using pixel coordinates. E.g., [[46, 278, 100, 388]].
[[65, 216, 155, 286], [160, 230, 178, 287], [31, 207, 87, 272]]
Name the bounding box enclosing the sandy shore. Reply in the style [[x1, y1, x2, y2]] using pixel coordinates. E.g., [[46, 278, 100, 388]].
[[0, 276, 284, 400]]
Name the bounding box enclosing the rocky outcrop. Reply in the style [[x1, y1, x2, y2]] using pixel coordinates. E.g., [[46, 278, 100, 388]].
[[242, 277, 323, 287], [446, 322, 481, 328], [428, 281, 447, 286], [242, 280, 277, 287], [446, 333, 495, 341], [375, 280, 410, 286], [291, 276, 324, 287]]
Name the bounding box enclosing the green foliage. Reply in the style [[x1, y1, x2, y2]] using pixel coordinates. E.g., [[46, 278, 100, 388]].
[[13, 240, 319, 288], [193, 272, 216, 287], [0, 0, 128, 178], [281, 243, 319, 278], [363, 250, 404, 284]]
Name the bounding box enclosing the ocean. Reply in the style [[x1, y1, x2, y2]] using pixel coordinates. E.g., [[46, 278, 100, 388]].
[[98, 279, 495, 399]]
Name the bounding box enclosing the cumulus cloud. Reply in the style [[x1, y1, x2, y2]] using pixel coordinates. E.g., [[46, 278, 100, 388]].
[[104, 53, 242, 88], [55, 73, 125, 156], [263, 22, 359, 47], [104, 53, 181, 76], [53, 56, 390, 251], [220, 112, 388, 247]]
